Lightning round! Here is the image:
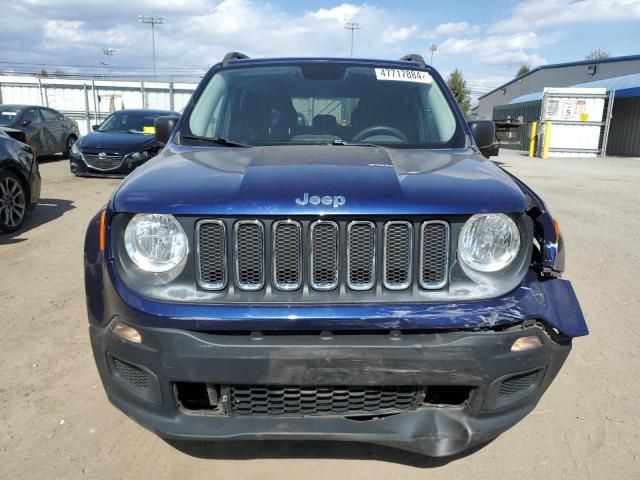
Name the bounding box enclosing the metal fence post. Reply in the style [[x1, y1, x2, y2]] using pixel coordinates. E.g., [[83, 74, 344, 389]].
[[601, 90, 615, 158], [169, 81, 174, 112], [91, 79, 99, 124], [83, 83, 91, 133], [141, 82, 147, 109], [37, 77, 45, 106]]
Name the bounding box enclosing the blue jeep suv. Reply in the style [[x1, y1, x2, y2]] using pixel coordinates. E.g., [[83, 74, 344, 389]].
[[85, 53, 588, 457]]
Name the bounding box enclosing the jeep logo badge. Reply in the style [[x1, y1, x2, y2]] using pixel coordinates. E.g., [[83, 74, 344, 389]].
[[295, 193, 346, 208]]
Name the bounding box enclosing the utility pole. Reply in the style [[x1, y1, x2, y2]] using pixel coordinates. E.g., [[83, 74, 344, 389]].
[[138, 15, 167, 79], [344, 22, 361, 57], [429, 43, 438, 65], [100, 48, 115, 79]]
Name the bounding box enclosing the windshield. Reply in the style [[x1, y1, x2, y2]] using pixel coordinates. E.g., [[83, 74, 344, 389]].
[[98, 111, 161, 133], [0, 107, 20, 126], [182, 63, 465, 148]]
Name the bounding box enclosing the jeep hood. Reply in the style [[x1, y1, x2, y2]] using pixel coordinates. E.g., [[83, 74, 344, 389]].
[[112, 145, 526, 215]]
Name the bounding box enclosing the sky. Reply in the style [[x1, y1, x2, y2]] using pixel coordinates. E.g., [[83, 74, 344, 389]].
[[0, 0, 639, 95]]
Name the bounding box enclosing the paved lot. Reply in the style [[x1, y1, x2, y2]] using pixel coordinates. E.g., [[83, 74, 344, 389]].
[[1, 151, 639, 479]]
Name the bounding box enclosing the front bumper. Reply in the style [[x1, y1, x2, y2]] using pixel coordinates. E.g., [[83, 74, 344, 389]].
[[70, 153, 144, 178], [90, 320, 571, 457]]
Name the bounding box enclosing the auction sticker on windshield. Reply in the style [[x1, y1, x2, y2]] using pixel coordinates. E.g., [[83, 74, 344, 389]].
[[375, 68, 432, 84]]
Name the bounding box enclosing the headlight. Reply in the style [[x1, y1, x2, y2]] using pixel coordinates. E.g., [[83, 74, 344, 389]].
[[124, 214, 188, 273], [130, 150, 152, 161], [71, 142, 80, 155], [458, 213, 521, 272]]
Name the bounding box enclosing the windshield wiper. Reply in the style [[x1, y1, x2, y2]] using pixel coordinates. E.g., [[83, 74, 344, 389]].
[[329, 139, 380, 147], [180, 134, 251, 147]]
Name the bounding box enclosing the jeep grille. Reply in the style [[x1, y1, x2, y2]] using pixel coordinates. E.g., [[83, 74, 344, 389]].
[[196, 218, 450, 294]]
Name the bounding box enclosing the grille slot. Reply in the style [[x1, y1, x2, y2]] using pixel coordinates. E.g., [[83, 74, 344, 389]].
[[83, 152, 124, 171], [383, 221, 413, 290], [197, 220, 227, 290], [229, 385, 419, 416], [272, 220, 302, 291], [347, 221, 376, 290], [234, 221, 265, 290], [420, 221, 450, 289], [310, 221, 339, 290], [499, 370, 540, 396], [112, 358, 149, 389]]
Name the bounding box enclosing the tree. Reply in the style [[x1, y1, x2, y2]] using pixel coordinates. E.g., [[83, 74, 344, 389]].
[[516, 64, 530, 77], [447, 69, 471, 117], [585, 49, 610, 60], [38, 69, 48, 77]]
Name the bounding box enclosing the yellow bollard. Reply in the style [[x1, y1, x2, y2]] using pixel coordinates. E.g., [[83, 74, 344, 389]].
[[528, 121, 538, 157], [542, 121, 552, 159]]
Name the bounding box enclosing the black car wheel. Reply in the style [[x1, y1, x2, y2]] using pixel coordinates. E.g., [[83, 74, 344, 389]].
[[64, 135, 77, 158], [0, 171, 28, 233]]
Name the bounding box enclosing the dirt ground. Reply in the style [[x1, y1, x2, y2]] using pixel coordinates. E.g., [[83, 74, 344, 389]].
[[1, 151, 639, 479]]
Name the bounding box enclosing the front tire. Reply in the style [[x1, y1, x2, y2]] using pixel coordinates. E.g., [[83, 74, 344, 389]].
[[0, 171, 28, 233], [63, 135, 77, 158]]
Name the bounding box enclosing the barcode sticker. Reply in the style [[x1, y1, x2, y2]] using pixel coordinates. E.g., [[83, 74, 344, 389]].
[[375, 68, 432, 84]]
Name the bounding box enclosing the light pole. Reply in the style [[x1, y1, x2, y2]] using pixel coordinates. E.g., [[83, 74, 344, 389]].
[[429, 43, 438, 65], [138, 15, 167, 79], [99, 61, 109, 79], [101, 48, 115, 79], [344, 22, 361, 57]]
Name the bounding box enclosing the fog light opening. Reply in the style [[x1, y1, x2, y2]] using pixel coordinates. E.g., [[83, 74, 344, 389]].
[[113, 321, 142, 344], [511, 335, 542, 352]]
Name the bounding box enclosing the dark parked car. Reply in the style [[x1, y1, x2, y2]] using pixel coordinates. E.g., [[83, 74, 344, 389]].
[[70, 109, 178, 177], [0, 128, 41, 233], [85, 53, 587, 457], [0, 104, 80, 158]]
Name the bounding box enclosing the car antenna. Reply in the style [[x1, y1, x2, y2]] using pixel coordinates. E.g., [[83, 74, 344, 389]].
[[222, 52, 250, 67], [399, 54, 426, 69]]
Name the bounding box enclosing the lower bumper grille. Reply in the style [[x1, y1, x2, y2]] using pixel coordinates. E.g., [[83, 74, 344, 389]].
[[499, 369, 541, 396], [229, 385, 419, 416], [112, 358, 149, 389]]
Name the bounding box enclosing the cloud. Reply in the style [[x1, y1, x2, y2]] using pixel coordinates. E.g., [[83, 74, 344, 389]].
[[311, 4, 362, 23], [439, 31, 551, 67], [489, 0, 640, 33], [430, 21, 480, 37], [382, 25, 419, 44]]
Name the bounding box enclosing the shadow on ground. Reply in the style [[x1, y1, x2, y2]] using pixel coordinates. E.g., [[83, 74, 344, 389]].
[[37, 154, 68, 163], [0, 198, 75, 244], [164, 439, 490, 468]]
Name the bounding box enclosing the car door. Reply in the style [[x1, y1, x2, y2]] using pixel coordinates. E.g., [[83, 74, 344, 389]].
[[39, 108, 65, 154], [17, 108, 47, 155]]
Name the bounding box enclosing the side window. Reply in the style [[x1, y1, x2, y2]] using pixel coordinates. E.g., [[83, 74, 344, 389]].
[[189, 74, 228, 137], [22, 108, 42, 124], [41, 109, 60, 122]]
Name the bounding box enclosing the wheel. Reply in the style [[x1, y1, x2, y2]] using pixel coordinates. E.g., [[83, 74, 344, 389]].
[[63, 135, 77, 158], [0, 171, 28, 233]]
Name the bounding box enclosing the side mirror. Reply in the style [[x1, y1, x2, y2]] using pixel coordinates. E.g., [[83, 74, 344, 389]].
[[21, 119, 32, 127], [91, 125, 100, 131], [467, 120, 497, 158], [154, 115, 180, 144]]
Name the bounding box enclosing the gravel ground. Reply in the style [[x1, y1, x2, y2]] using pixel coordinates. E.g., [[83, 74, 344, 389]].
[[1, 151, 639, 479]]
